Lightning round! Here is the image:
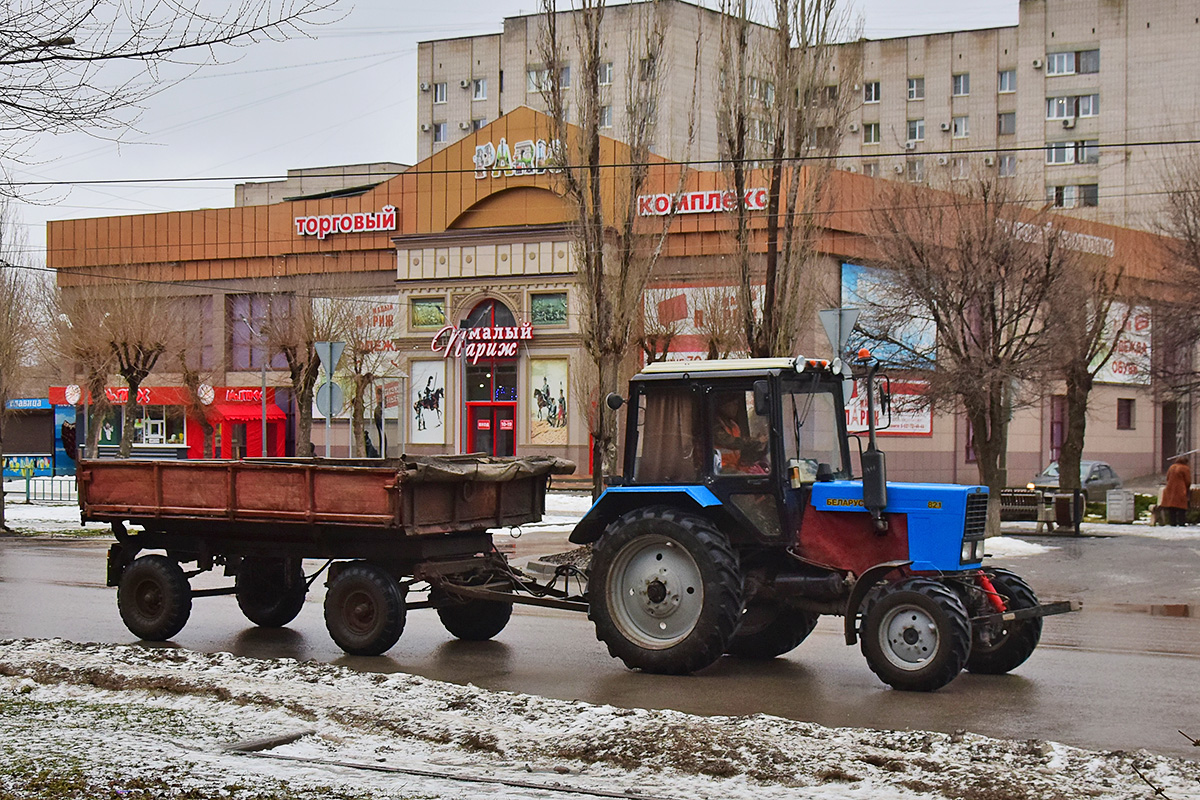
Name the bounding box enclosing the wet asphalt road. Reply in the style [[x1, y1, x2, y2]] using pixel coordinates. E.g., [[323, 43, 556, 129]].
[[2, 531, 1200, 760]]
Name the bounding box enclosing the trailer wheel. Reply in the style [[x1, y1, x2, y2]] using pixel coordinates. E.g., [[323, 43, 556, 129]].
[[860, 578, 971, 692], [323, 562, 406, 656], [726, 602, 819, 659], [966, 568, 1042, 675], [434, 591, 514, 641], [117, 555, 192, 642], [589, 507, 742, 674], [235, 557, 307, 627]]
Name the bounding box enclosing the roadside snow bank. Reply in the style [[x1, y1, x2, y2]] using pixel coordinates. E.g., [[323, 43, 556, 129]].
[[1, 639, 1196, 800]]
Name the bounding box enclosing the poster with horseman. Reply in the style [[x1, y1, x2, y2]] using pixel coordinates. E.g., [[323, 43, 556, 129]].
[[529, 359, 567, 445], [410, 360, 446, 444]]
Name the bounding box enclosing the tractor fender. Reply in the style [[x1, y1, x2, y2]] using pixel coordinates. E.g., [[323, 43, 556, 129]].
[[843, 559, 913, 645], [568, 485, 724, 545]]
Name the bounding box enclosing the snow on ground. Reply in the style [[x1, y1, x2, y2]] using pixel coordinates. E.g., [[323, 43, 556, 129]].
[[2, 638, 1198, 800]]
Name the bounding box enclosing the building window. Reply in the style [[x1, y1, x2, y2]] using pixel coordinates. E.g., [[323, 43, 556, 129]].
[[749, 76, 776, 105], [599, 105, 613, 128], [527, 67, 549, 92], [1047, 94, 1100, 119], [530, 292, 568, 326], [952, 115, 969, 138], [598, 61, 613, 86], [907, 118, 925, 142], [228, 294, 289, 371], [863, 122, 880, 144], [639, 56, 656, 82], [998, 69, 1016, 93], [558, 65, 571, 88], [471, 117, 487, 131], [1117, 398, 1135, 430], [1046, 142, 1075, 164], [999, 153, 1017, 177], [472, 78, 487, 100], [1050, 395, 1066, 461], [1050, 185, 1077, 208], [997, 112, 1016, 135], [864, 81, 881, 103], [1076, 139, 1100, 164], [433, 82, 447, 104], [907, 158, 924, 183], [951, 156, 969, 180], [1049, 184, 1098, 208], [907, 77, 924, 101], [411, 298, 446, 330], [952, 72, 970, 96], [432, 122, 447, 143], [1048, 49, 1099, 75], [862, 161, 879, 177], [1080, 183, 1099, 206]]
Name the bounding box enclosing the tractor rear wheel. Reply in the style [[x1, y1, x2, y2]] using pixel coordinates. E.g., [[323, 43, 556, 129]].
[[860, 578, 971, 692], [235, 557, 307, 627], [323, 562, 406, 656], [589, 507, 742, 674], [965, 568, 1042, 675], [726, 601, 819, 659], [117, 555, 192, 642]]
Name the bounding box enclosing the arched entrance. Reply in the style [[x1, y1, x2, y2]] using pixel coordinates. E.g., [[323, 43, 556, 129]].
[[463, 299, 518, 456]]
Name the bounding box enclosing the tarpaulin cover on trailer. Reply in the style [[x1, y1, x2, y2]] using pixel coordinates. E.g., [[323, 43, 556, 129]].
[[401, 455, 576, 483]]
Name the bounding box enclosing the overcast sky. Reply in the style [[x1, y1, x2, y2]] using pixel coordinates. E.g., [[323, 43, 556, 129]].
[[10, 0, 1018, 264]]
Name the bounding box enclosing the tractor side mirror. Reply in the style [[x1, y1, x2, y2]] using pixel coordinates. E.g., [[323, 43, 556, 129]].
[[752, 380, 770, 416], [605, 393, 625, 411]]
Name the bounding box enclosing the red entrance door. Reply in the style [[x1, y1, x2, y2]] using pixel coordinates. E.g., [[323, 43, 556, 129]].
[[468, 404, 516, 456]]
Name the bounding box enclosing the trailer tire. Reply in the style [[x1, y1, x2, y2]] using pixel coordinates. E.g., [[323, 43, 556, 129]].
[[726, 602, 819, 659], [235, 557, 307, 628], [966, 568, 1042, 675], [117, 555, 192, 642], [435, 593, 513, 641], [589, 507, 742, 675], [324, 562, 406, 656], [860, 578, 971, 692]]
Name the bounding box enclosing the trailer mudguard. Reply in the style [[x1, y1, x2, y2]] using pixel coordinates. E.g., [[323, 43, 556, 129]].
[[568, 485, 723, 544]]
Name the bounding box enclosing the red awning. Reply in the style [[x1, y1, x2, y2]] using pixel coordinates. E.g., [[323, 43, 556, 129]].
[[208, 402, 287, 422]]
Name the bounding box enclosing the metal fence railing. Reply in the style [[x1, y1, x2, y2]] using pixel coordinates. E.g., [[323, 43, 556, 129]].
[[2, 476, 78, 505]]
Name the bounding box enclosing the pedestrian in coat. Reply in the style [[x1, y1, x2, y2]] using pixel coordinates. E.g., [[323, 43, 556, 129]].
[[1162, 456, 1192, 526]]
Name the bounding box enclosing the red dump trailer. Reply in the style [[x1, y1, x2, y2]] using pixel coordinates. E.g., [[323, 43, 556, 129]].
[[80, 455, 578, 655]]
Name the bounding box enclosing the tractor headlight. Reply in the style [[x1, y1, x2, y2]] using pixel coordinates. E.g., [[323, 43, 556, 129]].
[[961, 538, 982, 564]]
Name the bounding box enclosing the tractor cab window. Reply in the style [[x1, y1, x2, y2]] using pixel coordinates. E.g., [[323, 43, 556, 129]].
[[782, 385, 845, 482], [632, 384, 702, 483], [711, 390, 772, 475]]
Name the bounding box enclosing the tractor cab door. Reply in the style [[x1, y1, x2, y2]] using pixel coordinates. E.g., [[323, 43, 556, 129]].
[[703, 386, 787, 543], [778, 379, 852, 544]]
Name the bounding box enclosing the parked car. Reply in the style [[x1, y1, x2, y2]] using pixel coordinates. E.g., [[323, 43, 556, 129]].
[[1028, 460, 1122, 501]]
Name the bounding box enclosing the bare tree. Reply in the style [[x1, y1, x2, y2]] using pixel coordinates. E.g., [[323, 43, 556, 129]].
[[863, 177, 1071, 531], [171, 297, 222, 459], [1155, 150, 1200, 397], [0, 0, 333, 171], [51, 282, 114, 459], [716, 0, 861, 357], [693, 285, 743, 358], [538, 0, 695, 496], [0, 205, 36, 530]]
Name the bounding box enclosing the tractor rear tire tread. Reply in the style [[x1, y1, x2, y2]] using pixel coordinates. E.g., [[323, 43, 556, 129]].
[[965, 568, 1043, 675]]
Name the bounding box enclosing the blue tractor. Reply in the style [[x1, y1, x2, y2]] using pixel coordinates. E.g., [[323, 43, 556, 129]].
[[570, 354, 1076, 691]]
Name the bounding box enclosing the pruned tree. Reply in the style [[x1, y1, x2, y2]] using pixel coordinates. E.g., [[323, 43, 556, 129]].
[[863, 177, 1072, 531], [171, 296, 222, 458], [538, 0, 696, 496], [0, 0, 333, 172], [1155, 149, 1200, 397], [693, 285, 743, 359], [105, 292, 171, 457], [0, 204, 36, 530], [716, 0, 861, 357], [51, 281, 114, 459]]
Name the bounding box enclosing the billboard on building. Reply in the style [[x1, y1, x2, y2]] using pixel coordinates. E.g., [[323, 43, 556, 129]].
[[1093, 302, 1151, 385], [529, 359, 568, 445], [410, 360, 446, 444]]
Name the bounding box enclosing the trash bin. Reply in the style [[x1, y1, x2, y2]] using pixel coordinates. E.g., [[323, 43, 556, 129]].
[[1106, 489, 1136, 523], [1054, 489, 1085, 533]]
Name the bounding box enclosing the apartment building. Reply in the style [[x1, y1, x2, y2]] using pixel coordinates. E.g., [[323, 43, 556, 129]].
[[419, 0, 1200, 230]]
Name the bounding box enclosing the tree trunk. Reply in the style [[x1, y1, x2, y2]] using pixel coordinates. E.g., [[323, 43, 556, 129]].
[[1058, 368, 1092, 493], [202, 421, 215, 459], [117, 382, 143, 458], [296, 386, 315, 458], [592, 354, 620, 500], [0, 426, 7, 531]]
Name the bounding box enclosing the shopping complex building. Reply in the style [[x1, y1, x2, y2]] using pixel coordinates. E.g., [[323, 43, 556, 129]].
[[32, 105, 1180, 487]]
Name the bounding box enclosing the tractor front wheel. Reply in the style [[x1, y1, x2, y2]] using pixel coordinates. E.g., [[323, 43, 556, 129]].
[[235, 557, 307, 627], [966, 568, 1042, 675], [323, 562, 406, 656], [589, 507, 742, 675], [117, 555, 192, 642], [860, 578, 971, 692]]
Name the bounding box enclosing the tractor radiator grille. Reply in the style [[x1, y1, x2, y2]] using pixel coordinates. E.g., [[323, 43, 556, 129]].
[[963, 492, 989, 540]]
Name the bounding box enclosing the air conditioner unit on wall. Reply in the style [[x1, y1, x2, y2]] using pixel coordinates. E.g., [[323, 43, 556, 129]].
[[1062, 118, 1076, 128], [940, 122, 951, 131], [937, 156, 949, 166], [848, 122, 860, 132], [420, 123, 431, 132], [459, 79, 471, 88], [459, 121, 471, 129], [893, 164, 905, 173], [1032, 58, 1043, 69], [984, 155, 996, 166], [847, 165, 858, 173], [419, 82, 431, 91], [905, 141, 918, 150]]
